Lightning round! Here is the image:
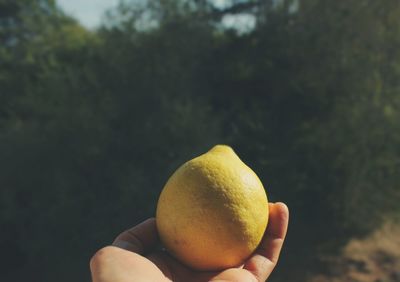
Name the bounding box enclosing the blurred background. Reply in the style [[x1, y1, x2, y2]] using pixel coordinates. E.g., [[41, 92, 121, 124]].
[[1, 0, 400, 281]]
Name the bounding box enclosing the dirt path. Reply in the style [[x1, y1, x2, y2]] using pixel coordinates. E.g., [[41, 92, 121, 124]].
[[310, 222, 400, 282]]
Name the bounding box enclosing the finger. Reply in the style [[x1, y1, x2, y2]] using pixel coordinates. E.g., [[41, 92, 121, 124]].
[[112, 218, 159, 254], [244, 202, 289, 281]]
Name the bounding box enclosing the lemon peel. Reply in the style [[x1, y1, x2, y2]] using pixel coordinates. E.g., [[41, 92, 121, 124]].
[[156, 145, 269, 270]]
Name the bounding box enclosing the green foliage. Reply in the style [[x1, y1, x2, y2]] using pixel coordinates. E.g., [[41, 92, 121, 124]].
[[1, 0, 400, 281]]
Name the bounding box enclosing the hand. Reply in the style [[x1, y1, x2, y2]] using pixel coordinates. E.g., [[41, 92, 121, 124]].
[[90, 202, 289, 282]]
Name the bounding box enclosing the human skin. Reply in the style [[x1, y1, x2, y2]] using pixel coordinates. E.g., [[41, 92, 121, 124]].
[[90, 202, 289, 282]]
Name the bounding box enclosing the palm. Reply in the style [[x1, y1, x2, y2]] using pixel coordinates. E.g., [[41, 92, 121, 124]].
[[95, 247, 261, 282], [146, 251, 260, 281], [90, 203, 289, 282]]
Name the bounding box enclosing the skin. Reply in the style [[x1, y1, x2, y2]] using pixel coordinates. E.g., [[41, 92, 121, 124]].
[[90, 202, 289, 282]]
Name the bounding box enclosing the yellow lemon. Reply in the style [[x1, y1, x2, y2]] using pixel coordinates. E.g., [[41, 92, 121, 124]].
[[156, 145, 269, 270]]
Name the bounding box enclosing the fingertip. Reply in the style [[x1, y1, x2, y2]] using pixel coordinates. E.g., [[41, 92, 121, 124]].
[[112, 240, 137, 252], [265, 202, 289, 239], [141, 217, 157, 226], [268, 202, 289, 222], [273, 202, 289, 221], [112, 217, 159, 254]]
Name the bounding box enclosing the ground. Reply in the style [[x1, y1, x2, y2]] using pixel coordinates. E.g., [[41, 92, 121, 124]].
[[310, 221, 400, 282]]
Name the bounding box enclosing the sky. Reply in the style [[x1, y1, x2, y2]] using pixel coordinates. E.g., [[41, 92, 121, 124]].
[[57, 0, 120, 29], [56, 0, 253, 32]]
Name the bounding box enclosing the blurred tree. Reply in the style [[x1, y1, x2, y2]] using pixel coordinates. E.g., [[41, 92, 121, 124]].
[[1, 0, 400, 281]]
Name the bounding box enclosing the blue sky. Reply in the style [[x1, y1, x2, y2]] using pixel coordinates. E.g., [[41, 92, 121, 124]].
[[57, 0, 120, 29], [56, 0, 253, 31]]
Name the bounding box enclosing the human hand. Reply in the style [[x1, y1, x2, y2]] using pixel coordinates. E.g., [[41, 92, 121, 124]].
[[90, 202, 289, 282]]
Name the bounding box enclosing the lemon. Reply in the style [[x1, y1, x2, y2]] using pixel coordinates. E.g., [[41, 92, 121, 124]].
[[156, 145, 269, 271]]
